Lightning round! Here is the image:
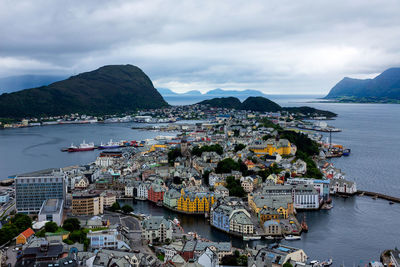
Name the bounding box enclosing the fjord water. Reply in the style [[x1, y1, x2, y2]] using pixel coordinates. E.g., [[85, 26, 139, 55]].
[[1, 96, 400, 264]]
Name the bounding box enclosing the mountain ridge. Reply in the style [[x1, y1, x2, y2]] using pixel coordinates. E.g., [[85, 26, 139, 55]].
[[325, 68, 400, 101], [0, 65, 169, 118]]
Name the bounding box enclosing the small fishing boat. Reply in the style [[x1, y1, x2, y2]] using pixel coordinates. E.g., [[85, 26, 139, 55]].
[[389, 201, 394, 205], [301, 214, 308, 232], [321, 258, 333, 266], [285, 235, 301, 240], [342, 148, 351, 156]]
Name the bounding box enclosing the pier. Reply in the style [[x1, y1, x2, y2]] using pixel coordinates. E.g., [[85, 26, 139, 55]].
[[357, 190, 400, 203]]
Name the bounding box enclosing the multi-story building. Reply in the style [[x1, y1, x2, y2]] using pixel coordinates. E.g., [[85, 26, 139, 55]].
[[38, 198, 64, 226], [330, 178, 357, 195], [101, 192, 116, 208], [293, 184, 320, 209], [137, 182, 150, 200], [87, 229, 130, 250], [249, 138, 291, 157], [214, 185, 229, 197], [240, 176, 254, 192], [72, 192, 104, 216], [141, 216, 173, 244], [229, 210, 254, 235], [177, 190, 215, 214], [163, 189, 181, 209], [15, 169, 66, 214], [148, 184, 165, 204], [248, 194, 294, 219], [0, 191, 10, 203]]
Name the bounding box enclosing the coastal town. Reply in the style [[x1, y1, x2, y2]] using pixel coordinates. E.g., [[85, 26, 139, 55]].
[[0, 104, 397, 267]]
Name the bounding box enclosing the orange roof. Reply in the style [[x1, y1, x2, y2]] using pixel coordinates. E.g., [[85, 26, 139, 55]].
[[20, 228, 35, 238]]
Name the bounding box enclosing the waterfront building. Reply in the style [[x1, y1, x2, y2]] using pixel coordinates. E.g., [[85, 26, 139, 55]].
[[229, 210, 254, 235], [163, 188, 181, 209], [137, 181, 150, 200], [177, 189, 215, 214], [249, 138, 291, 157], [148, 183, 165, 203], [249, 194, 294, 219], [0, 191, 10, 203], [15, 169, 66, 214], [87, 228, 130, 250], [38, 198, 64, 226], [389, 249, 400, 267], [248, 244, 308, 266], [263, 220, 282, 235], [71, 192, 104, 216], [210, 204, 232, 232], [330, 178, 357, 195], [287, 178, 330, 201], [141, 216, 173, 244], [293, 184, 320, 209]]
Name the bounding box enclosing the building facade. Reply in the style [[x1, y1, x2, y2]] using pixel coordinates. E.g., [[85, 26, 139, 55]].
[[72, 193, 104, 216], [15, 170, 66, 213]]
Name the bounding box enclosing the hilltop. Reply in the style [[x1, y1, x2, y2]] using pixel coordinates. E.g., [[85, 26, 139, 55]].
[[325, 68, 400, 102], [0, 65, 169, 118], [198, 96, 336, 117]]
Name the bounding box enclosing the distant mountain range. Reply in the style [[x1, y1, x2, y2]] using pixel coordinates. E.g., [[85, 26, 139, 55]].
[[0, 75, 67, 94], [0, 65, 168, 118], [198, 96, 336, 117], [325, 68, 400, 102], [158, 88, 268, 97]]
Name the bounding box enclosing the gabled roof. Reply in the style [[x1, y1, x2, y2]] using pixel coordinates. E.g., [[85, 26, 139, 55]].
[[20, 228, 35, 239]]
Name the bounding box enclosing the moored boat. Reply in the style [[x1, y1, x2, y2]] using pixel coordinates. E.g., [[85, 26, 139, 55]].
[[284, 235, 301, 240], [342, 148, 351, 156], [98, 139, 121, 149], [68, 140, 95, 152]]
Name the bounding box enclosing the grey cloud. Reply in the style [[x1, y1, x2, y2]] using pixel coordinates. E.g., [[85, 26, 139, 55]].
[[1, 0, 400, 94]]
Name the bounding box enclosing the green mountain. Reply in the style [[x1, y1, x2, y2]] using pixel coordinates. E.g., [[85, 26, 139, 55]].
[[0, 65, 169, 118], [325, 68, 400, 101], [241, 96, 281, 112], [198, 97, 242, 109], [198, 96, 336, 117]]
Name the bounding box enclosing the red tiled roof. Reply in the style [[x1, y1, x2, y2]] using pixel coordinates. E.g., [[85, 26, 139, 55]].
[[20, 228, 35, 238]]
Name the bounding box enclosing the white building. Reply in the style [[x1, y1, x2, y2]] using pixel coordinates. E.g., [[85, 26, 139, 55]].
[[330, 178, 357, 195], [293, 185, 320, 209], [38, 198, 64, 226], [87, 228, 130, 250], [95, 157, 116, 168]]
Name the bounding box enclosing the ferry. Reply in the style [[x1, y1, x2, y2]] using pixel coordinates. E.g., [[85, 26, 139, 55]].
[[68, 140, 95, 152], [284, 235, 301, 240], [98, 139, 121, 149]]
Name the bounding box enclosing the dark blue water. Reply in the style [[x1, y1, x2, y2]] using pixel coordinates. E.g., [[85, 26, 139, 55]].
[[1, 97, 400, 264]]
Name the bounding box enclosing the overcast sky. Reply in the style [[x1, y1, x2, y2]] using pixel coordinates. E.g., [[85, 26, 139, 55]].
[[1, 0, 400, 94]]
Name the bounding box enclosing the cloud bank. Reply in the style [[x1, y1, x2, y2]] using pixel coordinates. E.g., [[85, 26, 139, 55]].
[[1, 0, 400, 94]]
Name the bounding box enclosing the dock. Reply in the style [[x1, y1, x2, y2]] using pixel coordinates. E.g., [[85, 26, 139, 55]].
[[357, 190, 400, 203]]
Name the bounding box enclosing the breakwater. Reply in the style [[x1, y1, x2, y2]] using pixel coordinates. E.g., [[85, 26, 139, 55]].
[[357, 190, 400, 203]]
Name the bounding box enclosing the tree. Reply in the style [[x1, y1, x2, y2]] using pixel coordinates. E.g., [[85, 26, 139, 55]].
[[216, 158, 240, 174], [234, 144, 246, 152], [0, 224, 19, 245], [226, 176, 246, 198], [110, 202, 121, 212], [168, 148, 182, 165], [63, 218, 81, 232], [121, 204, 134, 213], [44, 221, 58, 233], [283, 262, 293, 267], [12, 214, 32, 233], [203, 170, 211, 186]]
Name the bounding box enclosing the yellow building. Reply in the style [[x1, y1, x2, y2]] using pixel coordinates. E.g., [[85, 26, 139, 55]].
[[248, 194, 293, 219], [177, 189, 215, 214], [249, 138, 291, 157]]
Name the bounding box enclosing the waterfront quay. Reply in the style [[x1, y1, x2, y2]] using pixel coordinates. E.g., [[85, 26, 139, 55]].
[[1, 105, 384, 267]]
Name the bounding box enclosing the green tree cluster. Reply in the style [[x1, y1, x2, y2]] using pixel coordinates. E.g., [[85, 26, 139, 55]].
[[0, 214, 32, 245], [62, 218, 81, 232], [191, 144, 223, 157], [234, 144, 246, 152], [121, 204, 134, 213], [168, 148, 182, 165], [110, 202, 121, 212], [226, 176, 246, 198], [44, 221, 58, 233], [216, 158, 240, 173]]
